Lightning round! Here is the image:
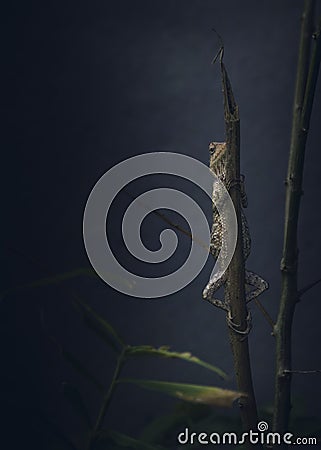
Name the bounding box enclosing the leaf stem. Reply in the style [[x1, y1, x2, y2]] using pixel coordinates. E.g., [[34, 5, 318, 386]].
[[89, 347, 126, 449]]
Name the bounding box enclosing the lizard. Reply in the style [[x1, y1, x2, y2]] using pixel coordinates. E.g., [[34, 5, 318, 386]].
[[202, 141, 268, 331]]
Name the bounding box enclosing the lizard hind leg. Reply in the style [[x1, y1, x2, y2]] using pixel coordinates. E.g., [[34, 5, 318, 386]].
[[245, 270, 269, 303], [202, 272, 229, 311]]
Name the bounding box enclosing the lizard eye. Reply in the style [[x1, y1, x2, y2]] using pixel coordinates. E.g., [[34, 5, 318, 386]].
[[209, 143, 216, 155]]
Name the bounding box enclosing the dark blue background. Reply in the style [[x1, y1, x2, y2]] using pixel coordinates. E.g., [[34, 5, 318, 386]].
[[2, 0, 321, 448]]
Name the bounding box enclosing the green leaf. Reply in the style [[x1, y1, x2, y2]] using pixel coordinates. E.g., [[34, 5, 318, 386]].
[[62, 382, 92, 429], [95, 429, 165, 450], [73, 297, 125, 353], [125, 345, 228, 380], [61, 348, 105, 393], [119, 379, 244, 408]]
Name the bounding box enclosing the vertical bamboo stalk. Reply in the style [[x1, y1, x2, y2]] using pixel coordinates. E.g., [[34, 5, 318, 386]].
[[219, 56, 260, 441], [273, 0, 320, 436]]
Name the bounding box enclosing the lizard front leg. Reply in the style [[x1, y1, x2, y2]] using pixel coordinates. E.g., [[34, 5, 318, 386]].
[[245, 270, 269, 303], [202, 271, 229, 311], [204, 272, 253, 337]]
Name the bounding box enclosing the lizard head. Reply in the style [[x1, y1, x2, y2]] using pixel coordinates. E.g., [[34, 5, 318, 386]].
[[209, 142, 227, 181]]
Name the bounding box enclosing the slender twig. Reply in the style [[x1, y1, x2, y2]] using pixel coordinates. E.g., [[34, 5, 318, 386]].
[[273, 0, 320, 436], [88, 348, 126, 449], [254, 299, 275, 331], [284, 369, 321, 375], [299, 276, 321, 296], [122, 190, 209, 251], [301, 15, 321, 128]]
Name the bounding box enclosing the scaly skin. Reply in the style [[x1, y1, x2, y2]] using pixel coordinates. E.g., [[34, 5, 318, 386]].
[[202, 142, 268, 312]]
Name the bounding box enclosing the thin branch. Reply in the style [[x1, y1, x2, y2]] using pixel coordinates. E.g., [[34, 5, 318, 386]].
[[284, 369, 321, 375], [88, 348, 126, 449], [299, 276, 321, 296], [254, 298, 275, 331], [123, 189, 209, 251], [301, 15, 321, 129]]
